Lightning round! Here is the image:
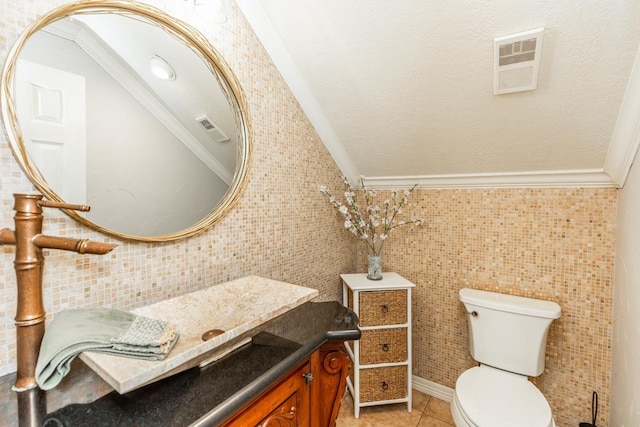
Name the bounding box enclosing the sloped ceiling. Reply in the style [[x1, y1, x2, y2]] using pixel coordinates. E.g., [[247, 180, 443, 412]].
[[236, 0, 640, 188]]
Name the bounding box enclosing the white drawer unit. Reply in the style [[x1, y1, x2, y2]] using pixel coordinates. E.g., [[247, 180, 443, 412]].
[[341, 272, 415, 418]]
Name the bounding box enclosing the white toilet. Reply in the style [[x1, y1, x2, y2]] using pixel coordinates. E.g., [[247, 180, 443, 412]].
[[451, 288, 561, 427]]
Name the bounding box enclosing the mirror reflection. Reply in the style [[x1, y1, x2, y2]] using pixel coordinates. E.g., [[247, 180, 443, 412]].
[[3, 2, 250, 241]]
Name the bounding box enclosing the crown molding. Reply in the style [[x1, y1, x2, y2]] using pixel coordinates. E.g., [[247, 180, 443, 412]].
[[362, 169, 615, 190]]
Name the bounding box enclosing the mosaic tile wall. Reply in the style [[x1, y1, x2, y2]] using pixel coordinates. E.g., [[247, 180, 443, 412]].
[[0, 0, 355, 421], [0, 2, 620, 427], [376, 188, 617, 427]]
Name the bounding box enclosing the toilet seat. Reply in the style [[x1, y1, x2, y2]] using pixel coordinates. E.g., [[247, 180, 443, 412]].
[[453, 366, 554, 427]]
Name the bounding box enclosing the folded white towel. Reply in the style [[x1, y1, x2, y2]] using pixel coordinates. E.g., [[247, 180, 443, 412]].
[[36, 308, 179, 390]]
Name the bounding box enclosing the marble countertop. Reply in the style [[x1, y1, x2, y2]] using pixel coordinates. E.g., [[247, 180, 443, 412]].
[[80, 276, 319, 394], [41, 301, 360, 426]]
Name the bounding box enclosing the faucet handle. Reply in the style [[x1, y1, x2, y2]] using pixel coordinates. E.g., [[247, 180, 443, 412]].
[[37, 200, 90, 212]]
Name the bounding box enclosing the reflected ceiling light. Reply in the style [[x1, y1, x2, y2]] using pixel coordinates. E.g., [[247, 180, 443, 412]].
[[149, 55, 176, 81], [193, 0, 227, 24]]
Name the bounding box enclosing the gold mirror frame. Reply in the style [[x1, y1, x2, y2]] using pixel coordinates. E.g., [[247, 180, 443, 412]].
[[0, 0, 251, 242]]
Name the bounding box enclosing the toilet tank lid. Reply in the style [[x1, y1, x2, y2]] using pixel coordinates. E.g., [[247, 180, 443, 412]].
[[460, 288, 561, 319]]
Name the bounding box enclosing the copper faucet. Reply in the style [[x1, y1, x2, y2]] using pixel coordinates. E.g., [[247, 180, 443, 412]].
[[0, 193, 117, 427]]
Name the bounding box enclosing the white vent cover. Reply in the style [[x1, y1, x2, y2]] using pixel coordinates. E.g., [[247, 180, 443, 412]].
[[494, 27, 544, 95], [196, 115, 230, 142]]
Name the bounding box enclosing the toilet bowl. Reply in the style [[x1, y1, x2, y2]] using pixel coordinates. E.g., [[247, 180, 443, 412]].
[[452, 288, 561, 427], [451, 366, 555, 427]]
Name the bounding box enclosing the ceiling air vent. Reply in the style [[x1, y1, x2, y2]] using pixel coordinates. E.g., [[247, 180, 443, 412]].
[[494, 27, 544, 95], [196, 115, 230, 142]]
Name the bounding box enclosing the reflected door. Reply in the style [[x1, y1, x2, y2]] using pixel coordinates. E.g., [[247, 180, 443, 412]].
[[15, 59, 87, 204]]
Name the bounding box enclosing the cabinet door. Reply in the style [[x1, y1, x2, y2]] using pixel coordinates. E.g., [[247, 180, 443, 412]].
[[311, 342, 349, 427], [222, 361, 311, 427]]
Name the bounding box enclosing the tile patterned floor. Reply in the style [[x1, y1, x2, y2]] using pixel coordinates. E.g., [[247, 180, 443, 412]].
[[336, 390, 455, 427]]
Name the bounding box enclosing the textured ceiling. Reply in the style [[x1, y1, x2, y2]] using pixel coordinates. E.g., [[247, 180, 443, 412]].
[[237, 0, 640, 188]]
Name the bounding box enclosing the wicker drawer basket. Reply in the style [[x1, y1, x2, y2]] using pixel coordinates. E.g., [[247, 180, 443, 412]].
[[358, 365, 407, 403], [357, 290, 407, 326], [358, 328, 407, 365]]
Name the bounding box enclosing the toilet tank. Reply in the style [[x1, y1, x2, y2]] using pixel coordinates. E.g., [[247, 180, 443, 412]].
[[459, 288, 561, 377]]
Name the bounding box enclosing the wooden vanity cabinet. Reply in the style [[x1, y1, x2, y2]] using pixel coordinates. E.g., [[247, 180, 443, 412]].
[[221, 341, 349, 427], [223, 359, 311, 427]]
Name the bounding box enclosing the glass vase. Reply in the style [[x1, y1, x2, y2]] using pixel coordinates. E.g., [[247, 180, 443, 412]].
[[367, 254, 383, 280]]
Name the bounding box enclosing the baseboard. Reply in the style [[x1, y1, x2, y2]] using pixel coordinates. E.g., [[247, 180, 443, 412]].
[[412, 375, 454, 403]]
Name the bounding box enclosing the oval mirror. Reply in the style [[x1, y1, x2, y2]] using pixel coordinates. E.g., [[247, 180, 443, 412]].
[[0, 1, 251, 242]]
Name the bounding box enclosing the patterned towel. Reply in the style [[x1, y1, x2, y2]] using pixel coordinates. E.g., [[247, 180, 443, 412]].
[[36, 308, 179, 390]]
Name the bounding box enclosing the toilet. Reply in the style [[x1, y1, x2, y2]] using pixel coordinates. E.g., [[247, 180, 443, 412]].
[[451, 288, 561, 427]]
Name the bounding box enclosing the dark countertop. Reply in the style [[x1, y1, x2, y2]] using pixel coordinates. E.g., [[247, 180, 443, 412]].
[[39, 301, 360, 427]]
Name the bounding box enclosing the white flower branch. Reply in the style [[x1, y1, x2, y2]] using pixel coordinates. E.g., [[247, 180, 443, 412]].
[[320, 176, 423, 256]]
